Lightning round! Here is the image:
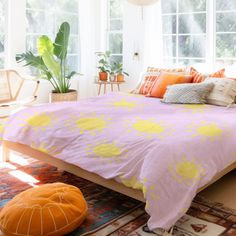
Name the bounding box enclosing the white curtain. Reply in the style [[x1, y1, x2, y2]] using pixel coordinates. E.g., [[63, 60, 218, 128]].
[[142, 1, 163, 68], [78, 0, 106, 98]]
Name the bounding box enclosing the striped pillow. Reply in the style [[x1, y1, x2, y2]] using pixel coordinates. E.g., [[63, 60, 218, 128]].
[[147, 67, 186, 73], [190, 68, 225, 83], [133, 72, 160, 95]]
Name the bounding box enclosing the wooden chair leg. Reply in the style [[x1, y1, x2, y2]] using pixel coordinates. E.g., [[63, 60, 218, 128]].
[[2, 145, 10, 162]]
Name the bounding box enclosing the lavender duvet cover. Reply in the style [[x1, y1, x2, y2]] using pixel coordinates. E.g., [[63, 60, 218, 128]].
[[3, 92, 236, 230]]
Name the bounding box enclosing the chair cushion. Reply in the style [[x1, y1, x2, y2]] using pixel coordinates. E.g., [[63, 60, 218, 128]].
[[147, 71, 193, 98], [161, 83, 214, 104], [0, 183, 88, 236]]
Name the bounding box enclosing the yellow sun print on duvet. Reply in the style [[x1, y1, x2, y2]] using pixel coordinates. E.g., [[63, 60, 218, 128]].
[[119, 176, 159, 209], [22, 112, 58, 132], [124, 117, 173, 139], [66, 112, 111, 135], [181, 104, 207, 113], [112, 99, 137, 110], [187, 121, 224, 141], [0, 123, 4, 140], [169, 156, 205, 186], [85, 140, 128, 163], [31, 142, 61, 156]]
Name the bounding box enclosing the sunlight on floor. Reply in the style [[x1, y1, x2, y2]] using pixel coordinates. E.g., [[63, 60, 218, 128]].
[[0, 162, 16, 170], [9, 170, 39, 185], [9, 152, 30, 166]]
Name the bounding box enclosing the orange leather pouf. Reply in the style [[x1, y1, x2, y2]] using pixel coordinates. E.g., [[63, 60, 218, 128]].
[[0, 183, 88, 236]]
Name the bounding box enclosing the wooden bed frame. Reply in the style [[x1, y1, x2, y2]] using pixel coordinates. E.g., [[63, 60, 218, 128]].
[[2, 140, 236, 203]]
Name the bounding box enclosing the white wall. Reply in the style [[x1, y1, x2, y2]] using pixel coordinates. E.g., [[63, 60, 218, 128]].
[[122, 1, 145, 92]]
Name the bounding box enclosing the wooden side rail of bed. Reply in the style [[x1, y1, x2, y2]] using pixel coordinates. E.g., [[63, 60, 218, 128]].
[[2, 140, 236, 202]]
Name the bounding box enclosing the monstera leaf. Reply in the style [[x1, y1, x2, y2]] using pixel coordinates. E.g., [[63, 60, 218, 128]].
[[37, 35, 61, 83], [16, 22, 78, 94], [53, 22, 70, 61]]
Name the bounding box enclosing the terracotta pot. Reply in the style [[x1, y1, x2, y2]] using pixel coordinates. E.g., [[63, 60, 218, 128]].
[[99, 72, 108, 81], [49, 90, 78, 103], [117, 74, 125, 82]]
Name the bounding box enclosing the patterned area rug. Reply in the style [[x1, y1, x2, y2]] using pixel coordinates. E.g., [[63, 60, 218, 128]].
[[0, 159, 236, 236]]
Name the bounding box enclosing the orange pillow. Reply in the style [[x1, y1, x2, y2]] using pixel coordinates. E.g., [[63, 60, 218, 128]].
[[0, 183, 88, 236], [138, 73, 160, 95], [147, 72, 193, 98], [190, 68, 225, 83]]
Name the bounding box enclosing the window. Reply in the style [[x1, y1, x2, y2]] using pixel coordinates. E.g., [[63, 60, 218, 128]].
[[162, 0, 207, 66], [216, 0, 236, 65], [26, 0, 80, 71], [0, 0, 6, 68], [108, 0, 123, 64]]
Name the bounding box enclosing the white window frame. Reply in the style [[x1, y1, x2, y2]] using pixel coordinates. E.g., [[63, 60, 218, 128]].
[[3, 0, 80, 72], [107, 0, 124, 63], [162, 0, 207, 66], [162, 0, 236, 69]]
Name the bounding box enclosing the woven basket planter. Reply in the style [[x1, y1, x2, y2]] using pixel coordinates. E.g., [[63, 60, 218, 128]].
[[49, 90, 78, 103]]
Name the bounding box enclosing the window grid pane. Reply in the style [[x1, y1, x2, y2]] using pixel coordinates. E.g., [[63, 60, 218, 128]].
[[216, 0, 236, 63], [108, 0, 123, 64], [26, 0, 80, 72], [0, 0, 6, 68], [162, 0, 207, 66]]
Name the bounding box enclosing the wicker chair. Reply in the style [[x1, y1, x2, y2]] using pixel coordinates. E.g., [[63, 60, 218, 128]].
[[0, 69, 40, 118]]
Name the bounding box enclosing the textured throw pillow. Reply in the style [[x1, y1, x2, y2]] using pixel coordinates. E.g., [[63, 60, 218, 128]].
[[161, 83, 214, 104], [190, 68, 225, 83], [132, 72, 160, 95], [147, 71, 193, 98], [204, 77, 236, 106], [147, 67, 186, 73]]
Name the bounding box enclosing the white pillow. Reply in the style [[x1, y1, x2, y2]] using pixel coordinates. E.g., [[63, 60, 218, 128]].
[[204, 78, 236, 107]]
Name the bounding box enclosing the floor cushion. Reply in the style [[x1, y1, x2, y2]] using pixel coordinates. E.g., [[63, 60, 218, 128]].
[[0, 183, 88, 236]]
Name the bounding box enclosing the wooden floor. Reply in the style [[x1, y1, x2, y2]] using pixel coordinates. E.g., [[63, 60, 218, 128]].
[[200, 169, 236, 209]]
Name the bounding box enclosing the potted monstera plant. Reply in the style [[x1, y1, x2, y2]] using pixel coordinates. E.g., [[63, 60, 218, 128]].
[[16, 22, 78, 103]]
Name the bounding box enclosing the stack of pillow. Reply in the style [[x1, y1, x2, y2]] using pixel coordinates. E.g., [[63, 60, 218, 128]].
[[133, 67, 236, 107]]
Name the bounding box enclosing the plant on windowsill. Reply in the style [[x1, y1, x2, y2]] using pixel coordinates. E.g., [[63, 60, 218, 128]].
[[95, 51, 111, 81], [16, 22, 79, 103], [114, 62, 129, 82]]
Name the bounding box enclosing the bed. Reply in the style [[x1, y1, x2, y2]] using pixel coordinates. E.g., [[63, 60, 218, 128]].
[[2, 92, 236, 232]]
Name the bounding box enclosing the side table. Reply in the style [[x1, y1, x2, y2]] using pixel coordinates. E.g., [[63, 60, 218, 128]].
[[94, 81, 125, 95]]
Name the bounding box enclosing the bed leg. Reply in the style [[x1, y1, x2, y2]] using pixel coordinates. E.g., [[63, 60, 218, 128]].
[[2, 145, 10, 162]]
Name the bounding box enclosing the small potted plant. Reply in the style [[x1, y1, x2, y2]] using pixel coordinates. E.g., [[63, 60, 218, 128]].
[[95, 51, 111, 81], [109, 62, 117, 82], [16, 22, 79, 103], [115, 62, 129, 82]]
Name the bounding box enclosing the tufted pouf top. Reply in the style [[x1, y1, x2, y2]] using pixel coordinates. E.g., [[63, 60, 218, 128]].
[[0, 183, 88, 236]]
